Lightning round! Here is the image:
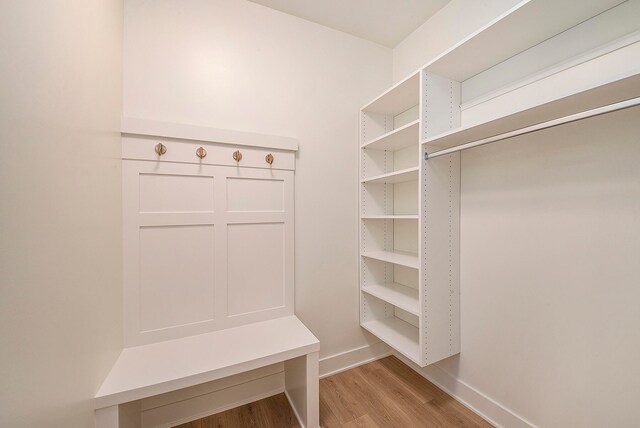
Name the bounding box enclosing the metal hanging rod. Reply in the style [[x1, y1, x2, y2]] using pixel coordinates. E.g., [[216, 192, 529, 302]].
[[426, 96, 640, 159]]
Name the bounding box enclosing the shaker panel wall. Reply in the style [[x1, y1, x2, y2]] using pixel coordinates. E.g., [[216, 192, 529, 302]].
[[123, 157, 295, 346]]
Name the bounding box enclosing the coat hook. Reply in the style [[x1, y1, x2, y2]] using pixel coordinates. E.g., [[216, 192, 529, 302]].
[[155, 143, 167, 156]]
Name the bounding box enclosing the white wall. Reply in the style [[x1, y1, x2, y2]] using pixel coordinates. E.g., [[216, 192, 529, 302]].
[[123, 0, 392, 360], [393, 0, 521, 82], [454, 106, 640, 427], [0, 1, 123, 428], [393, 2, 640, 426]]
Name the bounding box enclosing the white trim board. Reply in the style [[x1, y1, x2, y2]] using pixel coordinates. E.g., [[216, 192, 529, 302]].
[[319, 341, 391, 378], [393, 353, 535, 428], [121, 117, 299, 151]]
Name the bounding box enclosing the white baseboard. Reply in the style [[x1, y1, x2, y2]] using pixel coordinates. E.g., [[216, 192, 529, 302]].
[[393, 353, 535, 428], [319, 341, 391, 378]]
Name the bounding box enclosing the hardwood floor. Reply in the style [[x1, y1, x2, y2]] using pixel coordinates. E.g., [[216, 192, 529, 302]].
[[174, 356, 492, 428]]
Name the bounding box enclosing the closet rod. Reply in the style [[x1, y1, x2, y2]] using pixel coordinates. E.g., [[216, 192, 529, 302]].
[[426, 96, 640, 159]]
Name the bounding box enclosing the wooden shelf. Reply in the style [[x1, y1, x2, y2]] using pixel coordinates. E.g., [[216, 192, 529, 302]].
[[361, 72, 419, 116], [362, 284, 419, 316], [361, 318, 420, 365], [423, 0, 626, 82], [361, 215, 418, 220], [423, 75, 640, 157], [361, 250, 419, 269], [362, 167, 418, 184], [362, 120, 419, 151]]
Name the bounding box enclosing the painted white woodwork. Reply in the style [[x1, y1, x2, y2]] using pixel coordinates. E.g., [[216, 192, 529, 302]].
[[423, 39, 640, 156], [360, 0, 639, 368], [428, 96, 640, 158], [361, 318, 420, 365], [359, 67, 460, 366], [140, 363, 284, 418], [421, 0, 626, 82], [361, 119, 419, 151], [362, 283, 420, 316], [392, 181, 418, 215], [122, 135, 295, 171], [104, 122, 320, 427], [462, 13, 640, 106], [361, 214, 419, 220], [123, 161, 295, 346], [361, 71, 420, 115], [122, 118, 298, 151], [421, 72, 461, 140], [362, 167, 419, 184], [227, 223, 286, 317], [141, 365, 283, 428], [139, 225, 216, 332], [285, 352, 320, 427], [359, 65, 425, 365], [226, 178, 284, 212], [361, 251, 419, 270], [461, 39, 640, 128], [421, 152, 461, 364], [95, 316, 320, 428]]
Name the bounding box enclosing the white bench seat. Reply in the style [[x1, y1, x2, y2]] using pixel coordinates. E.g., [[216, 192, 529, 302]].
[[95, 316, 320, 428]]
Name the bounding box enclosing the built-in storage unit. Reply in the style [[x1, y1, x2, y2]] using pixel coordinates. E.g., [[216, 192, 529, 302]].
[[359, 70, 461, 367], [359, 0, 640, 367], [97, 119, 321, 428], [122, 120, 299, 346]]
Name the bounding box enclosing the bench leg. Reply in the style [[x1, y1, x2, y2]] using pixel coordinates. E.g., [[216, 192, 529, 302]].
[[284, 351, 319, 428], [95, 401, 141, 428]]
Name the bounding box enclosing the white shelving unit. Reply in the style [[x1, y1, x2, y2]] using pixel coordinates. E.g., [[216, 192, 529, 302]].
[[362, 167, 419, 184], [361, 214, 419, 220], [361, 318, 421, 365], [361, 283, 419, 316], [359, 68, 422, 364], [361, 250, 419, 269], [359, 0, 640, 367]]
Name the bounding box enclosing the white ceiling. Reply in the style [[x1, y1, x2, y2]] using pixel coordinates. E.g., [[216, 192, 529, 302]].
[[247, 0, 451, 47]]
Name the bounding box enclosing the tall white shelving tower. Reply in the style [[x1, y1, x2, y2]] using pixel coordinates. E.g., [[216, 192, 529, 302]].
[[359, 71, 461, 367], [359, 0, 640, 367]]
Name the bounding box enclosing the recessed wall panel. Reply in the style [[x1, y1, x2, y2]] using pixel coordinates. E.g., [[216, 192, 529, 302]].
[[139, 174, 214, 213], [227, 223, 285, 316], [139, 225, 215, 331], [227, 178, 284, 212]]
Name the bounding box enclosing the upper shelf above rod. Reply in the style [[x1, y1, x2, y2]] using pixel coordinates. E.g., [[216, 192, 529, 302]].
[[423, 74, 640, 159]]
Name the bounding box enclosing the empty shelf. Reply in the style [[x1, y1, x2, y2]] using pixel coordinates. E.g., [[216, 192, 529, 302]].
[[361, 72, 420, 116], [361, 215, 419, 220], [423, 73, 640, 158], [362, 284, 419, 316], [362, 120, 419, 151], [361, 318, 420, 365], [361, 250, 419, 269], [362, 167, 418, 184], [423, 0, 625, 81]]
